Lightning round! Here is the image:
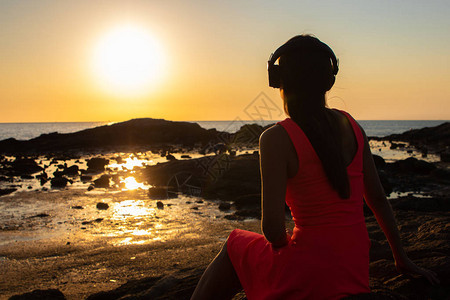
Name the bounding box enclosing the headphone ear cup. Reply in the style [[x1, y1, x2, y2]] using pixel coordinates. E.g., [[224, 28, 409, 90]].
[[268, 65, 281, 88], [325, 75, 335, 91]]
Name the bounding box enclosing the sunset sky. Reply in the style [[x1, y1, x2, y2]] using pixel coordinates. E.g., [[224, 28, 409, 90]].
[[1, 0, 449, 122]]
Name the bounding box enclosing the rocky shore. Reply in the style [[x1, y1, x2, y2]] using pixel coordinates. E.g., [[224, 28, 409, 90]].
[[1, 119, 449, 299]]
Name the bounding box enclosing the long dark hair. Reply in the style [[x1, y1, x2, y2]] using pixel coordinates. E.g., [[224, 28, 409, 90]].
[[279, 35, 350, 199]]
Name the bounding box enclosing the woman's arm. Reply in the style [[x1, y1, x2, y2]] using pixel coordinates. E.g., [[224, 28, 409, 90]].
[[259, 125, 291, 247], [361, 126, 440, 285]]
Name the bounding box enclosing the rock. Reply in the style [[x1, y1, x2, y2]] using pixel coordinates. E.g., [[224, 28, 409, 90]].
[[9, 157, 42, 175], [181, 154, 191, 159], [87, 185, 94, 191], [218, 202, 231, 211], [384, 122, 450, 153], [0, 118, 219, 155], [166, 153, 177, 161], [29, 213, 50, 218], [87, 158, 109, 172], [50, 176, 70, 188], [86, 268, 204, 300], [62, 165, 79, 176], [148, 187, 169, 199], [390, 195, 450, 212], [156, 201, 164, 209], [372, 155, 386, 170], [0, 188, 17, 196], [9, 289, 66, 300], [96, 202, 109, 210], [441, 152, 450, 162], [71, 206, 83, 209], [387, 157, 436, 175], [80, 175, 92, 182], [0, 175, 13, 182], [94, 175, 110, 188]]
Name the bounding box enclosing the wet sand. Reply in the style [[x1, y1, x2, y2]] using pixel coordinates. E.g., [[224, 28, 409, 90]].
[[0, 189, 268, 299]]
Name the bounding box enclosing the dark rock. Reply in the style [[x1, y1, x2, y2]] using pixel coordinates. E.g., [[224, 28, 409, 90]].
[[218, 202, 231, 211], [96, 202, 109, 210], [387, 157, 436, 175], [166, 154, 176, 161], [9, 157, 42, 175], [181, 154, 191, 159], [94, 175, 110, 188], [390, 196, 450, 212], [71, 206, 83, 209], [0, 175, 13, 182], [29, 213, 50, 218], [372, 155, 386, 170], [148, 187, 169, 199], [0, 188, 17, 196], [9, 289, 66, 300], [80, 175, 92, 182], [20, 174, 33, 179], [0, 118, 219, 155], [156, 201, 164, 209], [87, 185, 94, 191], [62, 165, 79, 176], [87, 158, 109, 172], [50, 176, 70, 188], [383, 122, 450, 154], [86, 268, 204, 300], [441, 152, 450, 163]]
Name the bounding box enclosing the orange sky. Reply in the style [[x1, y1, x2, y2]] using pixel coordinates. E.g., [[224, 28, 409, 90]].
[[1, 1, 449, 122]]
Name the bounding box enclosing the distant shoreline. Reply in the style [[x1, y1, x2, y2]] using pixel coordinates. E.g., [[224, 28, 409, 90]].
[[0, 119, 448, 141]]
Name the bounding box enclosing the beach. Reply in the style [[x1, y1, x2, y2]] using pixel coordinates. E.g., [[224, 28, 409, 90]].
[[1, 189, 261, 299], [1, 119, 449, 299]]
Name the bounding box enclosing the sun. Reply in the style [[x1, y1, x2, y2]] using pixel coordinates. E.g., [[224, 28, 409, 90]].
[[91, 24, 165, 96]]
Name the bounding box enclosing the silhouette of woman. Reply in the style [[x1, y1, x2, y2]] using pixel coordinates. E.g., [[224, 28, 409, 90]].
[[191, 34, 439, 300]]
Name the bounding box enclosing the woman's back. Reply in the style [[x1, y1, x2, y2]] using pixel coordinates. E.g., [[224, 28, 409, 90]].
[[225, 109, 371, 299], [279, 109, 365, 227]]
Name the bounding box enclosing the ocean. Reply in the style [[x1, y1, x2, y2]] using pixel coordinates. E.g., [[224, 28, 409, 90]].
[[0, 120, 447, 141]]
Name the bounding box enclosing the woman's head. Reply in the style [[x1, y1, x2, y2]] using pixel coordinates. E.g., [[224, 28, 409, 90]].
[[268, 35, 338, 114]]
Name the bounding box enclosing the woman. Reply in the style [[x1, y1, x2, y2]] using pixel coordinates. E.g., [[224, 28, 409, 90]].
[[191, 35, 439, 300]]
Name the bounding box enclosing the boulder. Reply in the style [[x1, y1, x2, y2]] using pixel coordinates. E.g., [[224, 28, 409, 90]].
[[96, 202, 109, 210], [0, 188, 17, 196], [9, 289, 66, 300], [94, 175, 110, 188], [87, 158, 109, 172], [9, 157, 42, 175], [62, 165, 79, 176], [387, 157, 436, 175], [50, 176, 70, 188]]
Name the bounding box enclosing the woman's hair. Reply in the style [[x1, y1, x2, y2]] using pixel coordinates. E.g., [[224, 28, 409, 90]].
[[279, 35, 350, 199]]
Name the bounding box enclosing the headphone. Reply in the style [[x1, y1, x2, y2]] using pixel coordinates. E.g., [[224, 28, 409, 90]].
[[267, 36, 339, 89]]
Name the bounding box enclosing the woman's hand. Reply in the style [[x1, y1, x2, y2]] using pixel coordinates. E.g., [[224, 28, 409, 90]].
[[395, 256, 440, 285]]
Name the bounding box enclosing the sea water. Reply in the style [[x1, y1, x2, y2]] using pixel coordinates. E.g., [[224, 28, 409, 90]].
[[0, 120, 447, 141]]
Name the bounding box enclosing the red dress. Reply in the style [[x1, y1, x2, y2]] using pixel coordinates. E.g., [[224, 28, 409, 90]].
[[227, 111, 371, 300]]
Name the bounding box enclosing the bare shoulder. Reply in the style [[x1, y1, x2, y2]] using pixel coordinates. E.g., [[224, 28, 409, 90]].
[[259, 124, 290, 148]]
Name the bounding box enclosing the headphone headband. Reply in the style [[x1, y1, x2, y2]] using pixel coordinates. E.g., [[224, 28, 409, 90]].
[[267, 36, 339, 88]]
